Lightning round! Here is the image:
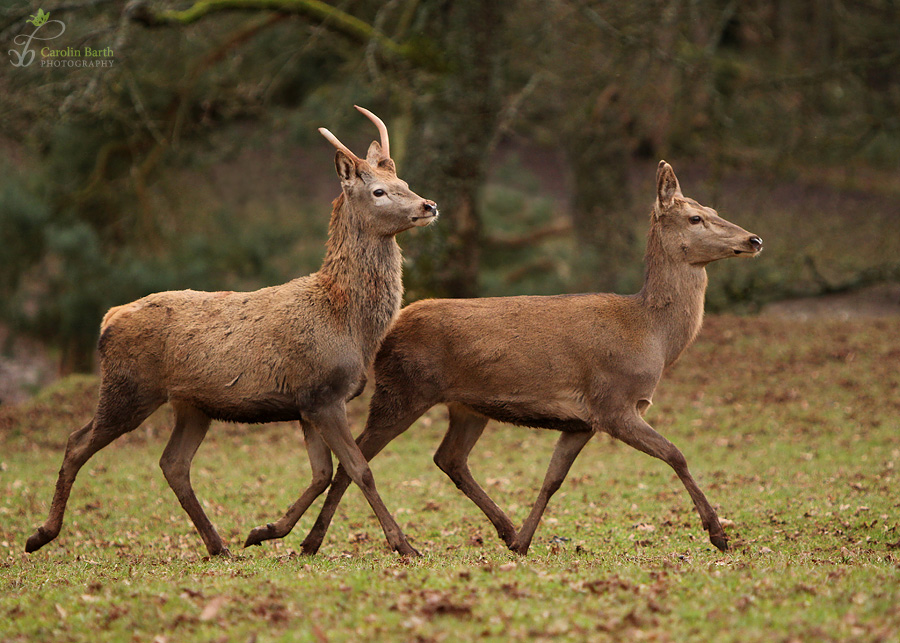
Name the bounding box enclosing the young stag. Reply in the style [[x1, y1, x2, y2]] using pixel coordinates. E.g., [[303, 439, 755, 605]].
[[290, 161, 761, 556], [25, 106, 436, 557]]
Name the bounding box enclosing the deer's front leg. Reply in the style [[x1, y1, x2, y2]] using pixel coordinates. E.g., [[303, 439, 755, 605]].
[[307, 402, 419, 557], [301, 392, 429, 555], [160, 403, 228, 556], [610, 414, 728, 552], [244, 422, 333, 547], [433, 404, 518, 548]]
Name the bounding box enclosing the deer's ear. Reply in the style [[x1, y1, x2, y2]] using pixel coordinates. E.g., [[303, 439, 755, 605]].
[[366, 141, 397, 175], [656, 160, 682, 210], [365, 141, 384, 165], [335, 150, 357, 184], [378, 157, 396, 174]]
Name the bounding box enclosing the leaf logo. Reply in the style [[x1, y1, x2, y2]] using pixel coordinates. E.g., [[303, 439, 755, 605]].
[[27, 9, 50, 27], [10, 8, 66, 67]]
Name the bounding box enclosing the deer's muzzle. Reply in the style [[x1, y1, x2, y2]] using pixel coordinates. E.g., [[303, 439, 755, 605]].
[[412, 201, 439, 226], [735, 235, 763, 255]]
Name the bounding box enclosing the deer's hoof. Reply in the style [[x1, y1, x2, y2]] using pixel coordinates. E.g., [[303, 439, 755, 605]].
[[300, 539, 322, 556], [25, 527, 53, 553], [507, 540, 530, 556], [709, 532, 729, 552], [394, 541, 422, 558], [498, 530, 518, 550], [244, 523, 278, 548]]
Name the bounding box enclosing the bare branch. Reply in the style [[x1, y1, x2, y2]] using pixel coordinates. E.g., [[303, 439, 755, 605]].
[[487, 70, 547, 157], [59, 7, 134, 115], [484, 219, 572, 251], [126, 0, 405, 57], [745, 49, 900, 91]]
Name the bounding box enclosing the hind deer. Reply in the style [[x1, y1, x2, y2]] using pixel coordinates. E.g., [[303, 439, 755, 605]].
[[268, 160, 761, 556], [26, 106, 436, 557]]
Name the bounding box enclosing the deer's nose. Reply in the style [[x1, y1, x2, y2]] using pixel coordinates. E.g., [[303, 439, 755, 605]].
[[749, 236, 763, 251], [423, 201, 438, 215]]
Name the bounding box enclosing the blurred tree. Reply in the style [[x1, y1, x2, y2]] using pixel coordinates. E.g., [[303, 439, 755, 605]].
[[0, 2, 319, 371], [519, 2, 649, 292], [129, 0, 516, 299], [395, 1, 513, 298], [2, 0, 899, 375]]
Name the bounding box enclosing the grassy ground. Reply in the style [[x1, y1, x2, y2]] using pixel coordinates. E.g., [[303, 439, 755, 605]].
[[1, 316, 898, 642]]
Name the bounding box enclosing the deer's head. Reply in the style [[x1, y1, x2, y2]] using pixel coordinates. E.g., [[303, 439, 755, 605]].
[[321, 106, 438, 237], [653, 160, 762, 266]]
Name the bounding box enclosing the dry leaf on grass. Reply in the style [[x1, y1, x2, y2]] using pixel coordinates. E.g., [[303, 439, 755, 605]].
[[200, 596, 227, 622]]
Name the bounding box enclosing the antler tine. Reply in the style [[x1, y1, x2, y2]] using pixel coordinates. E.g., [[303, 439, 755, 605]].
[[354, 105, 390, 159], [318, 127, 359, 160]]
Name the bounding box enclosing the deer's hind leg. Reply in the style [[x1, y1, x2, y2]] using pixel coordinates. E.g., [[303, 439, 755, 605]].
[[244, 422, 333, 547], [26, 376, 163, 553], [159, 402, 228, 556]]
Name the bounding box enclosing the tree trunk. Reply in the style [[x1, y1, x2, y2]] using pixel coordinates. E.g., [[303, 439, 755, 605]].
[[561, 89, 636, 293], [400, 2, 510, 299]]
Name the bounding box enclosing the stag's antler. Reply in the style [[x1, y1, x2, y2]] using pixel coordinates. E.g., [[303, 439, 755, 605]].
[[319, 106, 391, 162], [318, 127, 358, 160], [354, 105, 390, 159]]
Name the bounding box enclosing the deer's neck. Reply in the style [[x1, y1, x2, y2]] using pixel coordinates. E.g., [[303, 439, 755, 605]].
[[317, 195, 404, 361], [637, 225, 708, 366]]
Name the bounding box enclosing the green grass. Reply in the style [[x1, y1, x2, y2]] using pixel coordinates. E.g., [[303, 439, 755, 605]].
[[2, 316, 899, 642]]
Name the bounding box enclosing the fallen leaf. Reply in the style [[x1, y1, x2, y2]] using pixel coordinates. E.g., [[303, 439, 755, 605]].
[[421, 591, 472, 618], [311, 624, 328, 643], [402, 615, 427, 629], [200, 596, 227, 622]]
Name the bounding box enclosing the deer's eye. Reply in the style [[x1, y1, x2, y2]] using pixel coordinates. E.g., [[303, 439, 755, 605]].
[[689, 215, 703, 224], [373, 189, 386, 197]]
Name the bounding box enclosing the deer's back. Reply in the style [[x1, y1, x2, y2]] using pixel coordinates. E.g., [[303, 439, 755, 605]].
[[97, 277, 366, 422]]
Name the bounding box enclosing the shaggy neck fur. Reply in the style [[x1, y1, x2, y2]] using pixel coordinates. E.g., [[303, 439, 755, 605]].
[[317, 193, 404, 362], [637, 217, 708, 366]]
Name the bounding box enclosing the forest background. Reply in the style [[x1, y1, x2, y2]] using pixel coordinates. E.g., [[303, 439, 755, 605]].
[[1, 0, 899, 391]]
